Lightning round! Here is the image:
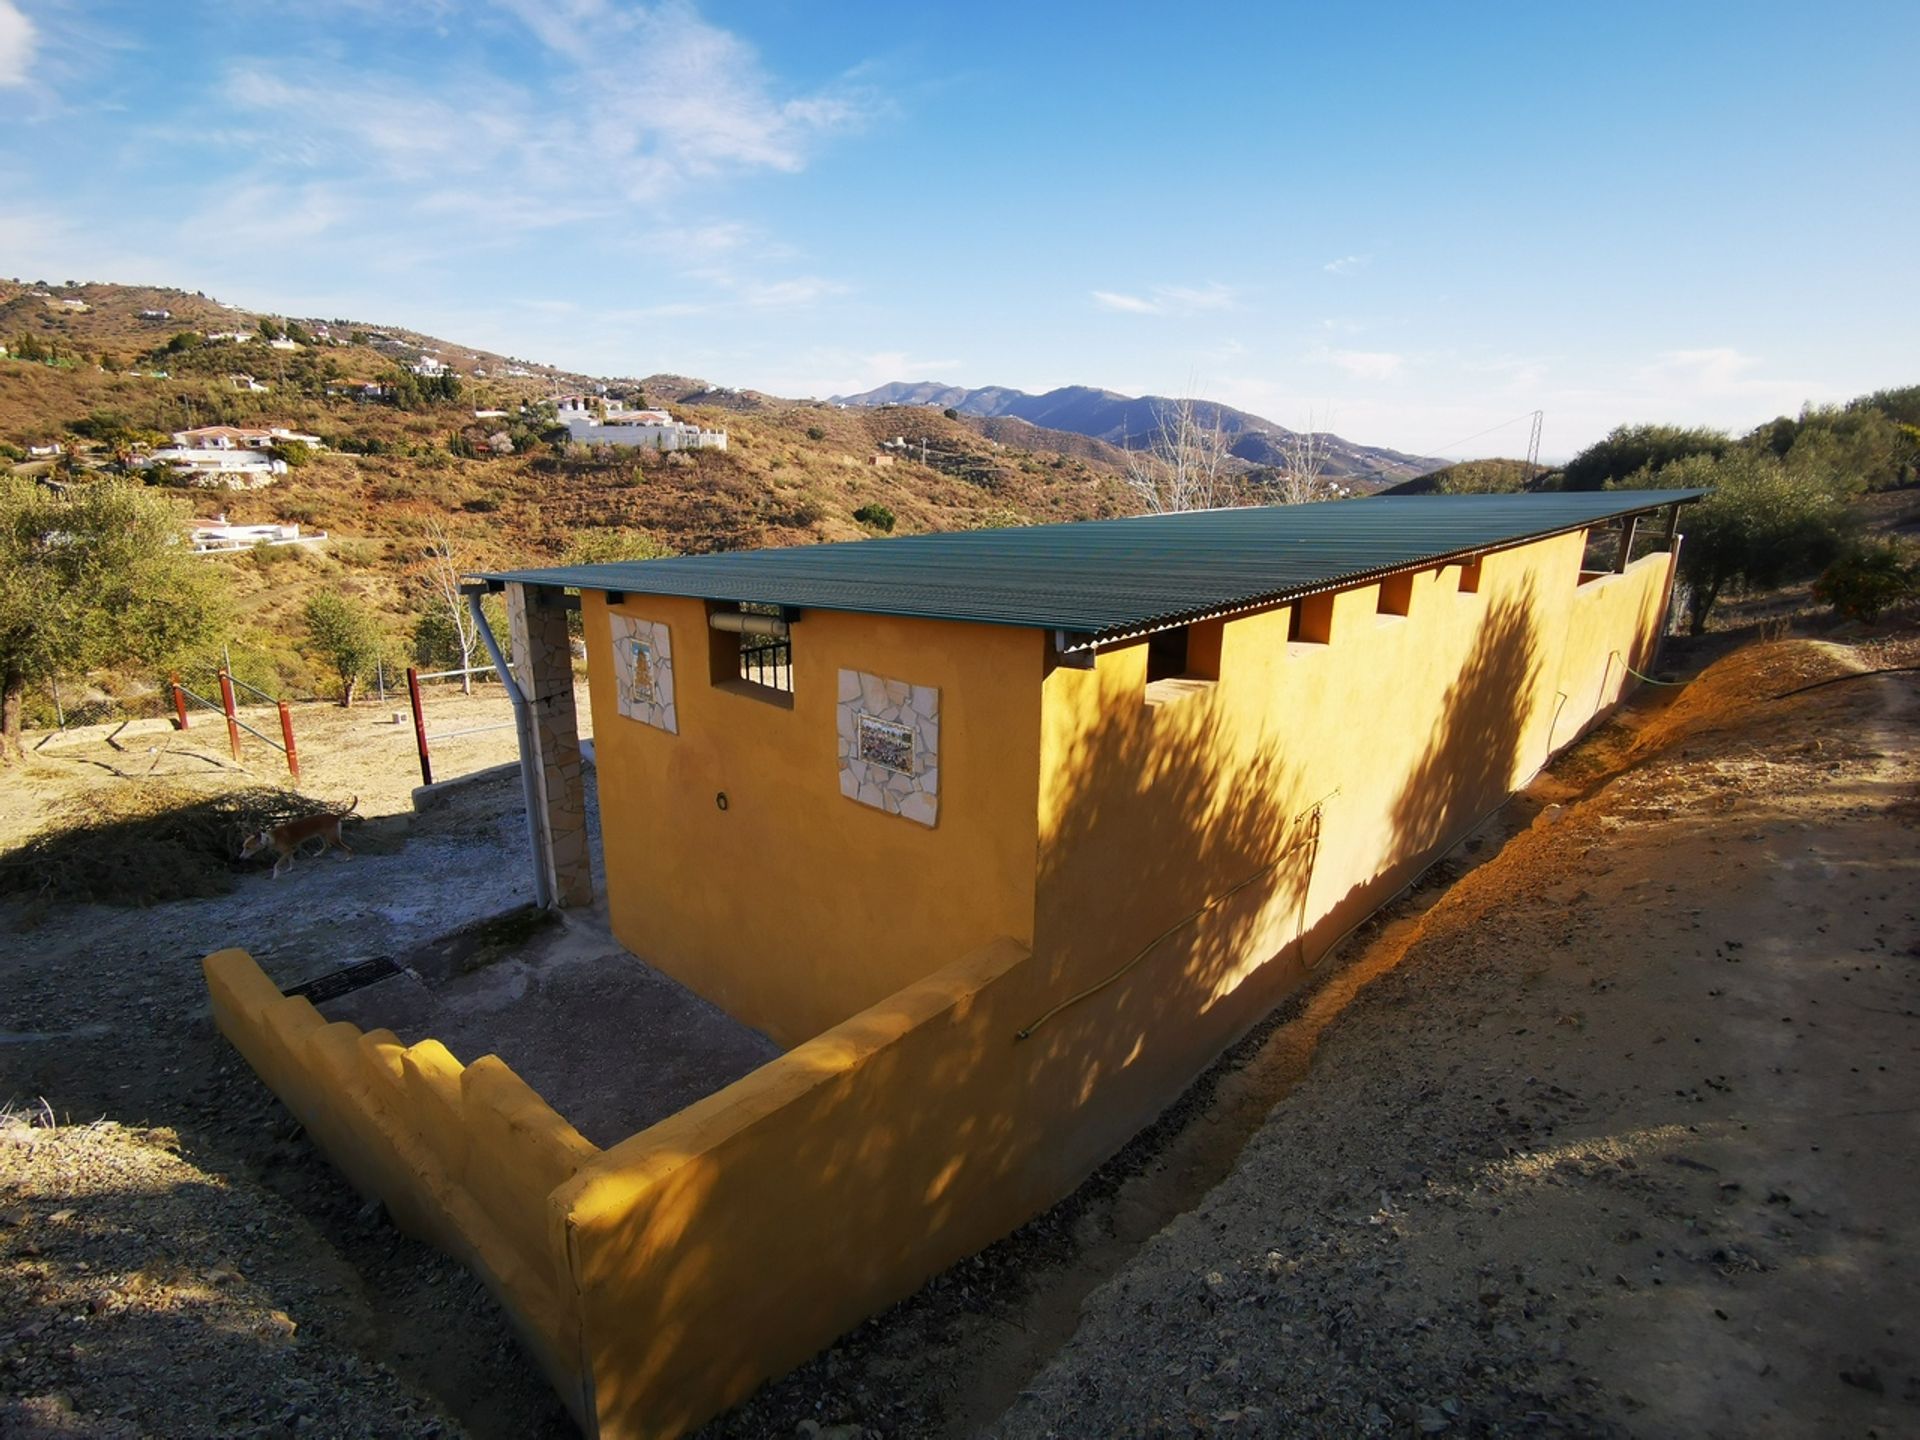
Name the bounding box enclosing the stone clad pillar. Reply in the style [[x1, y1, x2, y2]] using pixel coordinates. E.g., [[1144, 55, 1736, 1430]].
[[506, 582, 593, 908]]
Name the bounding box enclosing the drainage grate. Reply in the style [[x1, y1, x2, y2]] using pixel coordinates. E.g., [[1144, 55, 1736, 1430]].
[[285, 956, 401, 1004]]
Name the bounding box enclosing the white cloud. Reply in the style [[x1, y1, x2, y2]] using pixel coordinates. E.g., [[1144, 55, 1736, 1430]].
[[1633, 347, 1776, 396], [0, 1, 35, 87], [1323, 254, 1369, 275], [1091, 282, 1236, 317], [750, 348, 964, 399], [162, 3, 872, 323], [486, 0, 867, 181], [1330, 349, 1404, 380], [218, 4, 873, 209]]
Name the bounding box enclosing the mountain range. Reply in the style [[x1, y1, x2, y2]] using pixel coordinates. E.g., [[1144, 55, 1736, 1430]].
[[831, 382, 1447, 485]]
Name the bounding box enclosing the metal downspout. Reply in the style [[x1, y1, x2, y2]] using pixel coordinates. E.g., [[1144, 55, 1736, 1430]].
[[465, 586, 554, 910]]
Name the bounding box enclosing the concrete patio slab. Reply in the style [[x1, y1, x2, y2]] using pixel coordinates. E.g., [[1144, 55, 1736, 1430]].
[[320, 904, 780, 1149]]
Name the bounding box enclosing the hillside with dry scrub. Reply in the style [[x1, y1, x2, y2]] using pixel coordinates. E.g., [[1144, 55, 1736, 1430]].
[[2, 280, 1134, 706]]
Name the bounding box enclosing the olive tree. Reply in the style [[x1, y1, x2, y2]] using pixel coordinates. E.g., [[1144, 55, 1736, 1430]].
[[303, 591, 390, 706], [0, 477, 229, 759], [1667, 451, 1853, 632], [1563, 424, 1729, 492]]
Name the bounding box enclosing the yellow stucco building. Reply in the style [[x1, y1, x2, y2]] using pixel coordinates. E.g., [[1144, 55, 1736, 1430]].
[[512, 490, 1696, 1049], [207, 489, 1701, 1438]]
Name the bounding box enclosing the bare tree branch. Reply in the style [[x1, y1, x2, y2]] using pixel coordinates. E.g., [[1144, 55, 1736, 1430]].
[[421, 521, 480, 693], [1272, 411, 1338, 506], [1120, 395, 1244, 514]]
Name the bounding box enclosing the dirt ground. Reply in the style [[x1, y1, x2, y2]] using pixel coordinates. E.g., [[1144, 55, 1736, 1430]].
[[1, 686, 595, 1440], [984, 634, 1920, 1439], [0, 681, 582, 854], [2, 633, 1917, 1438], [321, 905, 780, 1149]]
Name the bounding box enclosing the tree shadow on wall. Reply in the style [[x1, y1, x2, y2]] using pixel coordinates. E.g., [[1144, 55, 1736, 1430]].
[[574, 591, 1561, 1439], [1387, 586, 1544, 876], [1023, 675, 1313, 1133]]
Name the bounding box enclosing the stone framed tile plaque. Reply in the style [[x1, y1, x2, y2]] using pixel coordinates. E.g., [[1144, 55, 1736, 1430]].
[[836, 669, 938, 827], [610, 615, 677, 734]]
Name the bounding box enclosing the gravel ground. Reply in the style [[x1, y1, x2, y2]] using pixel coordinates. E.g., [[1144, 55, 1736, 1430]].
[[0, 740, 582, 1439], [0, 1110, 457, 1439], [988, 636, 1920, 1439]]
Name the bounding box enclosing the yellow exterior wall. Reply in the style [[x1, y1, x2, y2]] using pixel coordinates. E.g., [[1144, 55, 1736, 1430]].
[[582, 592, 1046, 1045], [556, 932, 1238, 1440], [201, 949, 600, 1429], [1028, 533, 1678, 1120], [544, 532, 1679, 1440]]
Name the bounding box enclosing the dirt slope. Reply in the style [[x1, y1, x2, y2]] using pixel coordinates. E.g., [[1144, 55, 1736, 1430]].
[[990, 636, 1920, 1438]]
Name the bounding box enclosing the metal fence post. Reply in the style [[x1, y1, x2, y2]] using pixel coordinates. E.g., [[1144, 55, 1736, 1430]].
[[171, 673, 190, 731], [217, 669, 242, 762], [278, 700, 300, 782], [407, 667, 433, 786]]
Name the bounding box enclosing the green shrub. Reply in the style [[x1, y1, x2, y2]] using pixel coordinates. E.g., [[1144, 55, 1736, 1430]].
[[853, 502, 896, 532], [805, 425, 826, 442], [249, 540, 309, 570], [1813, 539, 1917, 622], [302, 590, 392, 705], [1563, 423, 1728, 491]]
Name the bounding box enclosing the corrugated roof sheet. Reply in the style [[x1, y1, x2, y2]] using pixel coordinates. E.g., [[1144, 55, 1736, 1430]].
[[480, 489, 1705, 646]]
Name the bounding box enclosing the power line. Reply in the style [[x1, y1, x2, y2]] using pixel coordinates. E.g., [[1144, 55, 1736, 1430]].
[[1424, 410, 1541, 458]]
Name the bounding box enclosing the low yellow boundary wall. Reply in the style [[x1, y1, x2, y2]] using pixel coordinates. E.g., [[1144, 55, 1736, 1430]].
[[210, 937, 1139, 1440], [556, 935, 1188, 1438], [202, 949, 600, 1426]]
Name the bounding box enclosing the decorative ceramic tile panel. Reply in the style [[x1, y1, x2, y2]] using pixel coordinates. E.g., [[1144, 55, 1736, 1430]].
[[611, 615, 677, 734], [836, 668, 938, 827]]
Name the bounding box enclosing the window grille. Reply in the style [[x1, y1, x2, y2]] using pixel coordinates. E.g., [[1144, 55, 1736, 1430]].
[[735, 603, 792, 693]]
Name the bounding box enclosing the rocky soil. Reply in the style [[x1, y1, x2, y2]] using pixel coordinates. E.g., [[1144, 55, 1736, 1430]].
[[0, 1111, 457, 1439], [988, 635, 1920, 1438]]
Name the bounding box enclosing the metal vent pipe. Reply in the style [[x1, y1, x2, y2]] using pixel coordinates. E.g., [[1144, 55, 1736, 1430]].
[[708, 610, 790, 638]]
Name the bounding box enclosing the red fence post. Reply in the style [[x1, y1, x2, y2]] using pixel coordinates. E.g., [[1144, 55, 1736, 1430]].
[[171, 673, 190, 731], [217, 669, 242, 762], [278, 700, 300, 782], [407, 667, 433, 786]]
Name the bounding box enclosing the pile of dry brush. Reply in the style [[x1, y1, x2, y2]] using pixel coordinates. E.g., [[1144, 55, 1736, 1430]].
[[0, 784, 338, 907]]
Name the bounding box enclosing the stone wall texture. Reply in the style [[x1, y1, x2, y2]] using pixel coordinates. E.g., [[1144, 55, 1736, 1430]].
[[611, 615, 677, 735], [508, 583, 593, 908], [836, 668, 939, 827]]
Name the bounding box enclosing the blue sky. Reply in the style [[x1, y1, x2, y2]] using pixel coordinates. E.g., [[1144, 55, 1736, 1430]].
[[1, 1, 1914, 459]]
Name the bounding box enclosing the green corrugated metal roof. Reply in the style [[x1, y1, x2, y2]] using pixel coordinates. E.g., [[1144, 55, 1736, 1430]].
[[480, 489, 1705, 646]]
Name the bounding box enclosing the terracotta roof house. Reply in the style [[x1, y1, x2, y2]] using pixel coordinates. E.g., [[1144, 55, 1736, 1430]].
[[206, 489, 1702, 1439]]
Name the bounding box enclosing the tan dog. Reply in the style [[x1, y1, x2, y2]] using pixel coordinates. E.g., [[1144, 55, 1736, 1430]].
[[240, 797, 358, 878]]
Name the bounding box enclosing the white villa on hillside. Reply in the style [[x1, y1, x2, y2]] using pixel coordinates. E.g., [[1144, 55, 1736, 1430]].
[[555, 394, 728, 452], [142, 448, 285, 489], [326, 379, 391, 401], [188, 515, 328, 554], [171, 425, 322, 450], [140, 425, 321, 489]]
